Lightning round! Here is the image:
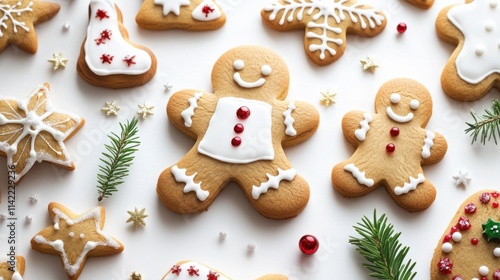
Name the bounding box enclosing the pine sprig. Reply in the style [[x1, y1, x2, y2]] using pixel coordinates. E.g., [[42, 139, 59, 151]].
[[97, 117, 140, 201], [349, 210, 416, 280], [465, 99, 500, 145]]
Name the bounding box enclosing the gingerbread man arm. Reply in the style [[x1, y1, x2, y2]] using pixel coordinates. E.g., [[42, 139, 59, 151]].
[[435, 5, 462, 45], [167, 89, 218, 140], [421, 130, 447, 166], [278, 100, 320, 147], [341, 110, 372, 147]]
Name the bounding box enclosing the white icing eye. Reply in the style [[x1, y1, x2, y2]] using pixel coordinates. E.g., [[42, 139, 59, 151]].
[[410, 99, 419, 110], [233, 59, 244, 70], [390, 93, 401, 104], [261, 65, 272, 76]]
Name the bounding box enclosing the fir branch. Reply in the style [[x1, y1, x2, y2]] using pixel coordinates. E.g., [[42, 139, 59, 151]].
[[349, 210, 416, 280], [465, 99, 500, 145], [97, 117, 140, 201]]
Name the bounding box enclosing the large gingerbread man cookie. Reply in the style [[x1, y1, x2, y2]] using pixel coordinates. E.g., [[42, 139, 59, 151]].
[[332, 78, 447, 212], [158, 45, 320, 219]]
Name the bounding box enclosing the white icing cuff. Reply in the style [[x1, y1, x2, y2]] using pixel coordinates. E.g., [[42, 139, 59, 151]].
[[252, 168, 296, 199], [394, 174, 425, 195], [344, 163, 374, 187], [354, 113, 372, 141], [171, 165, 209, 201]]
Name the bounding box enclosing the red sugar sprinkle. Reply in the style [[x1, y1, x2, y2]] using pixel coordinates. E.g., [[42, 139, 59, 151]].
[[187, 266, 199, 276], [95, 9, 109, 20], [202, 4, 215, 17], [464, 202, 477, 214], [450, 226, 458, 234], [456, 217, 471, 231], [443, 234, 452, 243], [170, 265, 181, 275], [123, 55, 136, 67], [100, 54, 114, 64], [480, 192, 491, 203], [437, 258, 453, 274], [494, 202, 499, 208], [492, 192, 500, 198]]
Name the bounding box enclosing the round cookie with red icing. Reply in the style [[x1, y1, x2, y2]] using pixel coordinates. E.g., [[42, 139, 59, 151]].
[[135, 0, 226, 31], [331, 78, 447, 212], [157, 45, 320, 219], [431, 190, 500, 279], [436, 0, 500, 101], [77, 0, 157, 89], [405, 0, 434, 9]]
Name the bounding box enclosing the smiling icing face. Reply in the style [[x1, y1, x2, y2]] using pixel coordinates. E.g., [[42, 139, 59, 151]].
[[386, 93, 420, 123], [233, 59, 272, 88]]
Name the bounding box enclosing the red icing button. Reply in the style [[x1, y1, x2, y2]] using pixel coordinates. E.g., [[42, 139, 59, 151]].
[[231, 136, 242, 147], [299, 234, 319, 255], [471, 238, 479, 245], [236, 106, 251, 119], [437, 258, 453, 274], [397, 22, 407, 34], [386, 143, 395, 153], [494, 202, 499, 208], [390, 127, 400, 137], [234, 123, 244, 133]]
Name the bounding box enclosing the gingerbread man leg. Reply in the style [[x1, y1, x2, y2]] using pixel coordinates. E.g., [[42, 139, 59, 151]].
[[388, 177, 436, 212], [332, 160, 376, 198]]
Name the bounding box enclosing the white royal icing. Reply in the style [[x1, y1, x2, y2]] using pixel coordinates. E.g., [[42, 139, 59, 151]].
[[421, 130, 435, 159], [12, 272, 23, 280], [163, 261, 230, 280], [33, 206, 121, 277], [154, 0, 190, 16], [283, 102, 297, 136], [393, 173, 425, 195], [84, 0, 152, 76], [180, 92, 203, 127], [198, 97, 274, 164], [191, 0, 222, 21], [354, 113, 372, 141], [0, 0, 33, 38], [386, 106, 414, 123], [448, 0, 500, 84], [344, 163, 374, 187], [251, 168, 296, 199], [390, 93, 401, 104], [232, 59, 268, 88], [171, 165, 209, 201]]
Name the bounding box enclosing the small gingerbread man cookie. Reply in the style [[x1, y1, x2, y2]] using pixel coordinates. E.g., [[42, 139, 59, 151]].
[[261, 0, 387, 66], [163, 261, 288, 279], [0, 255, 24, 280], [436, 0, 500, 101], [136, 0, 226, 31], [157, 45, 320, 219], [405, 0, 434, 9], [332, 78, 447, 212]]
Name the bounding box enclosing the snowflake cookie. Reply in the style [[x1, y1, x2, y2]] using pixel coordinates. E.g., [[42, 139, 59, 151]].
[[0, 255, 24, 280], [331, 78, 448, 212], [261, 0, 387, 66], [0, 0, 60, 54], [0, 83, 84, 184], [431, 190, 500, 279], [136, 0, 226, 31], [162, 261, 288, 280], [77, 0, 157, 89], [405, 0, 434, 9], [436, 0, 500, 101], [157, 45, 320, 219], [30, 202, 124, 280]]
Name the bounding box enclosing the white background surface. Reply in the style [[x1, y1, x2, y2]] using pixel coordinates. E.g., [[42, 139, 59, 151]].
[[1, 0, 499, 279]]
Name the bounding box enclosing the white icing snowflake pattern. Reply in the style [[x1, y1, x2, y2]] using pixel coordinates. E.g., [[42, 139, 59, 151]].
[[153, 0, 190, 16], [0, 0, 33, 37]]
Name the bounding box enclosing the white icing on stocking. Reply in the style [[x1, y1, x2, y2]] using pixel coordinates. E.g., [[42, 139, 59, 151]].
[[421, 130, 435, 159], [154, 0, 190, 16], [171, 165, 209, 201], [192, 0, 222, 21], [181, 92, 202, 127], [354, 113, 372, 141], [84, 0, 152, 76], [252, 168, 296, 199], [394, 173, 425, 195], [344, 163, 374, 187], [283, 101, 297, 136], [163, 261, 230, 280]]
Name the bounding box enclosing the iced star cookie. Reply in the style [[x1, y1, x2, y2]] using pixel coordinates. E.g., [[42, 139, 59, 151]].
[[0, 0, 60, 54], [136, 0, 226, 31], [0, 256, 24, 280], [163, 261, 288, 279], [0, 83, 83, 184], [436, 0, 500, 101], [77, 0, 157, 89], [431, 190, 500, 279], [30, 202, 124, 280], [331, 78, 447, 212], [261, 0, 386, 66], [405, 0, 434, 9], [157, 45, 320, 219]]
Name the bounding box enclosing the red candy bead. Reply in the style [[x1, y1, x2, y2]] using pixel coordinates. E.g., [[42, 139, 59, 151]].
[[234, 123, 244, 133], [236, 106, 251, 119], [443, 234, 452, 243], [494, 202, 499, 208], [492, 192, 500, 198], [437, 258, 453, 274], [493, 269, 500, 280], [299, 234, 319, 255], [397, 22, 407, 33], [480, 192, 491, 203], [450, 226, 458, 234], [231, 136, 242, 147], [386, 143, 395, 153], [390, 127, 400, 137], [471, 238, 479, 245], [481, 277, 487, 280], [464, 202, 477, 214]]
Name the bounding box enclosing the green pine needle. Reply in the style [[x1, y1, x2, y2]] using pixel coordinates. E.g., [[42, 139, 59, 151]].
[[465, 99, 500, 145], [349, 210, 417, 280], [97, 117, 140, 201]]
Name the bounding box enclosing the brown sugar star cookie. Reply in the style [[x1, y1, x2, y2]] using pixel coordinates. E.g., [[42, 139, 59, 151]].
[[30, 202, 124, 280], [405, 0, 434, 9], [0, 256, 25, 280], [135, 0, 226, 31], [162, 261, 288, 279], [0, 0, 60, 54], [261, 0, 386, 66], [331, 78, 447, 212], [157, 45, 320, 220]]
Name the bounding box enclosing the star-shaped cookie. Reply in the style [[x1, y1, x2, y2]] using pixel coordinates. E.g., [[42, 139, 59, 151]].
[[0, 0, 60, 54], [31, 202, 124, 280], [0, 255, 24, 279], [0, 83, 84, 183]]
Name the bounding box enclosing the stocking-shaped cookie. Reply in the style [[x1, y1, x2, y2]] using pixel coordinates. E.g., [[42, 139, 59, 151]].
[[405, 0, 434, 9], [261, 0, 386, 66], [431, 190, 500, 279], [136, 0, 226, 31], [163, 261, 288, 279], [332, 78, 447, 212], [436, 0, 500, 101], [158, 45, 320, 219], [77, 0, 157, 89]]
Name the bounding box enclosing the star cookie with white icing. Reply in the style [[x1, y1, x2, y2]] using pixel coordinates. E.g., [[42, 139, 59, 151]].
[[30, 202, 124, 280]]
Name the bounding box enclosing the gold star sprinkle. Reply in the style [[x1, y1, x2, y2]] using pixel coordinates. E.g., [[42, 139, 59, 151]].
[[130, 271, 142, 280], [320, 90, 337, 106], [126, 207, 148, 229], [101, 101, 120, 116], [137, 102, 154, 119], [360, 56, 378, 72], [48, 53, 68, 70]]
